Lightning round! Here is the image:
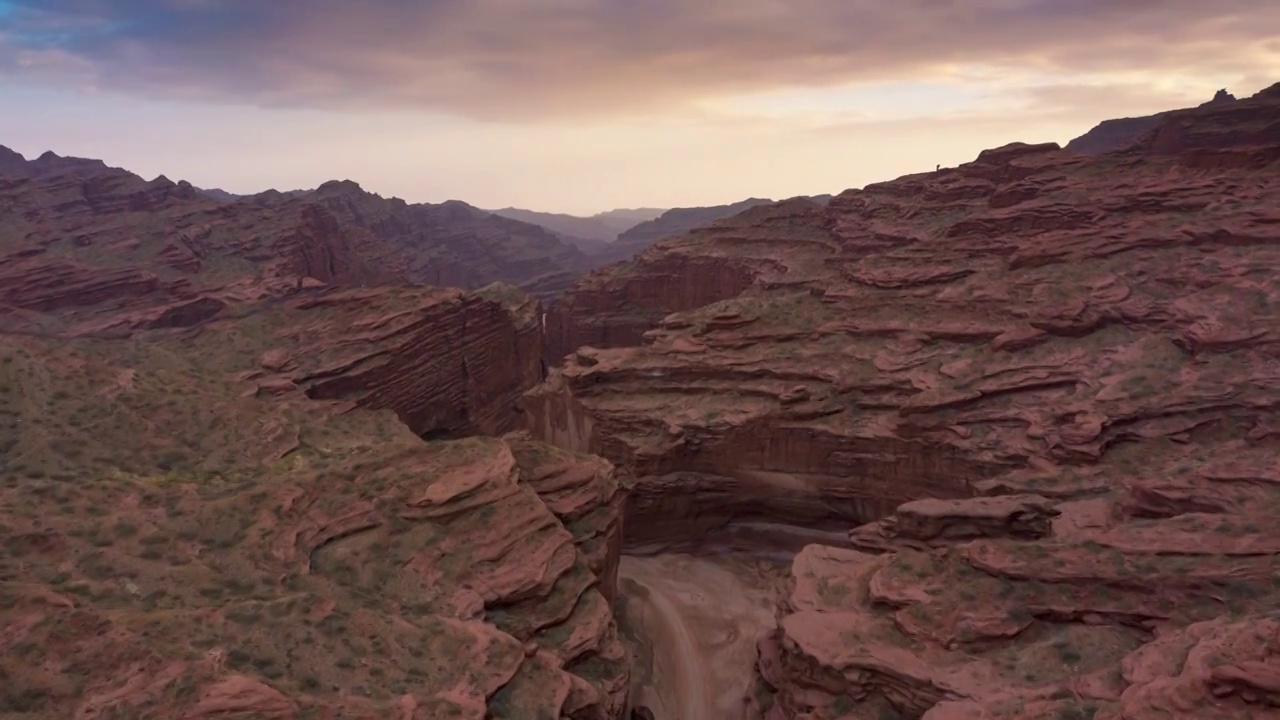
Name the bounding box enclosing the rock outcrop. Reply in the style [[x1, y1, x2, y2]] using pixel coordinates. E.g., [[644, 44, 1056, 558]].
[[246, 284, 542, 438], [543, 197, 825, 363], [527, 82, 1280, 718], [1065, 88, 1237, 156]]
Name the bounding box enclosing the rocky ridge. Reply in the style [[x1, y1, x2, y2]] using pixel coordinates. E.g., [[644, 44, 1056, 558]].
[[0, 147, 590, 307], [581, 198, 780, 270], [527, 82, 1280, 718], [246, 284, 543, 439], [1065, 88, 1237, 156]]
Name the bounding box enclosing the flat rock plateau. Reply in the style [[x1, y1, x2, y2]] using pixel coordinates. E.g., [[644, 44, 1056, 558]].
[[1, 81, 1279, 720]]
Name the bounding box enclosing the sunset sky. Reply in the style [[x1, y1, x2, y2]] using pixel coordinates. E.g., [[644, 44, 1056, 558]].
[[1, 1, 1276, 215]]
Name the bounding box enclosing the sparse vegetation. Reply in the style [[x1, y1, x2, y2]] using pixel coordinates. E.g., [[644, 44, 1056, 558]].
[[0, 298, 627, 718]]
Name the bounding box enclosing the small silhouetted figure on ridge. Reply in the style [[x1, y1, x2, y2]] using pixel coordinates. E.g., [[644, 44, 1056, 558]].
[[936, 164, 940, 171]]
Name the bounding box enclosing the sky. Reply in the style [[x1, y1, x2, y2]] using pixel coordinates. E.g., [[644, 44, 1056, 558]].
[[0, 1, 1277, 215]]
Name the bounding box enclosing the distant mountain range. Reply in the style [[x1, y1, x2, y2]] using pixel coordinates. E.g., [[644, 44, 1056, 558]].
[[183, 185, 798, 269], [493, 194, 835, 266], [199, 186, 310, 202], [488, 207, 667, 247], [0, 145, 837, 308], [0, 147, 593, 303]]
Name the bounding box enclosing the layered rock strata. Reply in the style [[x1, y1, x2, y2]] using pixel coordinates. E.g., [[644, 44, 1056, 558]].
[[0, 149, 630, 717], [0, 294, 629, 719], [527, 83, 1280, 717], [245, 284, 542, 438]]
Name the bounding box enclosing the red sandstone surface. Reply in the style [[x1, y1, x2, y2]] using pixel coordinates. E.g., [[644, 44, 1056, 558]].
[[528, 83, 1280, 718], [0, 151, 631, 717], [0, 299, 630, 718]]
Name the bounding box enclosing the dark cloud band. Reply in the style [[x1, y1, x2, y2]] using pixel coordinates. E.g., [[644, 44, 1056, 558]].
[[1, 0, 1276, 119]]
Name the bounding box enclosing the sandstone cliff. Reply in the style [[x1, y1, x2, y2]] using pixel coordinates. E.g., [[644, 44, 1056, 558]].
[[543, 198, 821, 363], [245, 284, 542, 439], [527, 82, 1280, 718]]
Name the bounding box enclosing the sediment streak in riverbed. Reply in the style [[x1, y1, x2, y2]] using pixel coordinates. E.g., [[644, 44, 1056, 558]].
[[616, 554, 785, 720]]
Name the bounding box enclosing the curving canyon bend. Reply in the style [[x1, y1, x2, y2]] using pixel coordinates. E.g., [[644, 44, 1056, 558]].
[[3, 83, 1280, 720]]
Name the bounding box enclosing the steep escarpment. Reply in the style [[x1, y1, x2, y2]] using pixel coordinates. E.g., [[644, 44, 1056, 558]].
[[528, 82, 1280, 718], [242, 285, 542, 439], [506, 431, 629, 606]]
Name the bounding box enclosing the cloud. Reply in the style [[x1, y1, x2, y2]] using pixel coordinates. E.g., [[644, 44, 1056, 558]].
[[0, 0, 1277, 120]]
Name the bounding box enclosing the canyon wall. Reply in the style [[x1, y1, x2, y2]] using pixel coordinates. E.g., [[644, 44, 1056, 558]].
[[253, 285, 543, 439], [529, 83, 1280, 718], [543, 198, 826, 364]]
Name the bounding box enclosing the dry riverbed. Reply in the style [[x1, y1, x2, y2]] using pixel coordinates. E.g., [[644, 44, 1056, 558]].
[[616, 553, 788, 720]]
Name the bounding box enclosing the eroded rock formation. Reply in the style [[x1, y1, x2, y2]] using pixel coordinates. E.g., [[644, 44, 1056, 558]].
[[245, 284, 543, 438], [543, 198, 825, 363], [587, 198, 777, 267], [0, 295, 629, 718], [528, 82, 1280, 718], [0, 146, 628, 717]]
